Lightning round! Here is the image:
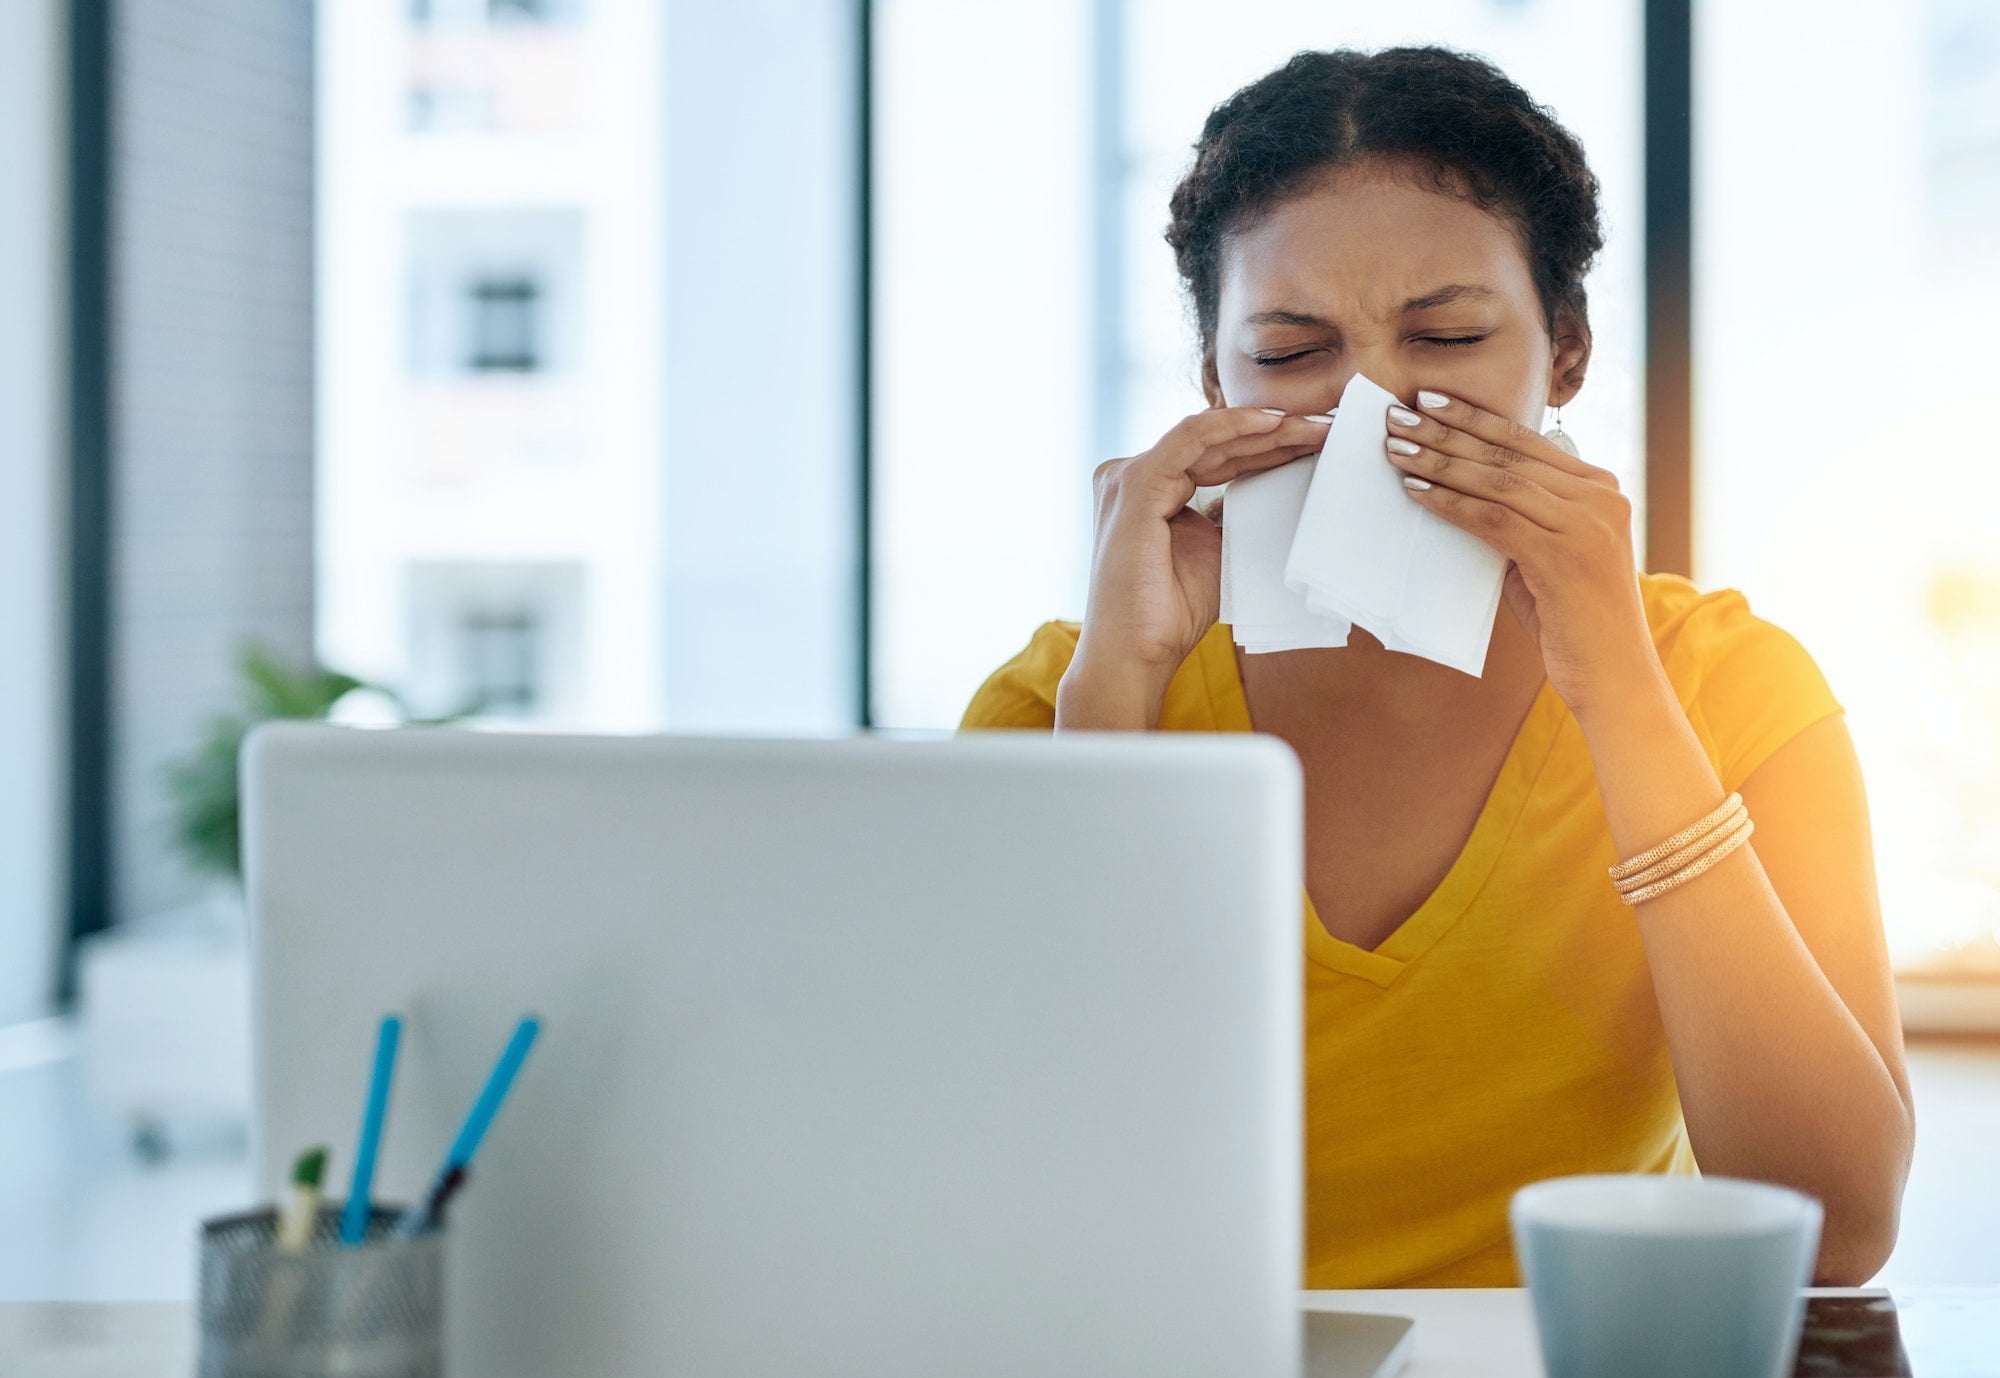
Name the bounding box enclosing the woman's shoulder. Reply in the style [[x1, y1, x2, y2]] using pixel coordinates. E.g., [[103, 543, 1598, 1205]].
[[1638, 570, 1753, 642], [1636, 571, 1846, 790], [958, 621, 1083, 730], [957, 621, 1233, 732], [1638, 570, 1813, 674]]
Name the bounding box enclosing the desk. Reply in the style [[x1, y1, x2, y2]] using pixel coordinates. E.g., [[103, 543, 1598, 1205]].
[[0, 1302, 191, 1378], [1307, 1289, 1539, 1376], [2, 1289, 1993, 1376], [1307, 1287, 2000, 1377]]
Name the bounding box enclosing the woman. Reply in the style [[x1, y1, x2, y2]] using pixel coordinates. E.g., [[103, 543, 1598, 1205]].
[[962, 47, 1912, 1288]]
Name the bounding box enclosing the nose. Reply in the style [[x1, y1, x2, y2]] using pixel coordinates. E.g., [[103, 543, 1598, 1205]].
[[1331, 360, 1419, 412]]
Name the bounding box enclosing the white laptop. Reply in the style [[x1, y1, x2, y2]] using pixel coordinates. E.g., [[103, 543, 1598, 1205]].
[[243, 724, 1411, 1378]]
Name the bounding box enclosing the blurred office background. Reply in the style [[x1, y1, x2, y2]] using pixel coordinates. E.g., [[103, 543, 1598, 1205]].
[[2, 0, 1997, 1298]]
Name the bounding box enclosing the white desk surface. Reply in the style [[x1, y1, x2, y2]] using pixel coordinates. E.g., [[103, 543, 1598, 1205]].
[[3, 1288, 1992, 1377], [1307, 1289, 1541, 1376]]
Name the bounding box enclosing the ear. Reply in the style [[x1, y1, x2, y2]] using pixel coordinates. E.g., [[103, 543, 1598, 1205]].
[[1547, 312, 1592, 408], [1200, 347, 1225, 409]]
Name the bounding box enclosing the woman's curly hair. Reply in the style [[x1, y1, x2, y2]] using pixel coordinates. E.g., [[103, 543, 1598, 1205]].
[[1166, 46, 1604, 366]]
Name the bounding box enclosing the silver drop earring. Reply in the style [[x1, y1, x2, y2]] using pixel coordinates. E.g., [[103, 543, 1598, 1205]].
[[1543, 404, 1579, 457]]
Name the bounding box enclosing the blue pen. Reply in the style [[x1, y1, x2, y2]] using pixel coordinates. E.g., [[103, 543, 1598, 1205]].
[[340, 1015, 403, 1245], [396, 1016, 541, 1237]]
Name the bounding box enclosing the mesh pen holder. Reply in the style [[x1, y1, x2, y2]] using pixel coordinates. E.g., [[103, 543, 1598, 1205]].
[[197, 1205, 443, 1378]]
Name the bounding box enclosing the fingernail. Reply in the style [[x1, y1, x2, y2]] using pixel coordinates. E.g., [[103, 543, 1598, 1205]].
[[1303, 413, 1336, 424], [1386, 437, 1422, 456], [1417, 390, 1450, 410], [1403, 476, 1433, 491], [1387, 404, 1421, 427], [1258, 407, 1287, 416]]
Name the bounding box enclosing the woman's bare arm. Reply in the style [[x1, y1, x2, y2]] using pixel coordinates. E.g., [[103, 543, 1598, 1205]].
[[1577, 679, 1912, 1283]]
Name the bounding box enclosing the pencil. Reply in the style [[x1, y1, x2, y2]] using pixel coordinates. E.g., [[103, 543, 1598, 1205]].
[[340, 1015, 402, 1246], [395, 1016, 540, 1238]]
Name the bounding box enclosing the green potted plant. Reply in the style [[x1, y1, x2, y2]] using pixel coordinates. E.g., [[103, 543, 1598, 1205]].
[[165, 646, 376, 883]]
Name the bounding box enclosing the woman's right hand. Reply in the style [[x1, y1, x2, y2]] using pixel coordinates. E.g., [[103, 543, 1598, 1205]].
[[1057, 406, 1332, 730]]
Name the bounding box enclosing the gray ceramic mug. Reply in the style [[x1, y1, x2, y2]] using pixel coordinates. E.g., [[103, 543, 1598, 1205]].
[[1511, 1175, 1822, 1378]]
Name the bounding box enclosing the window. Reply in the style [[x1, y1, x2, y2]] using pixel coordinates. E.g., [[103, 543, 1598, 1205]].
[[403, 562, 582, 720], [412, 0, 572, 25], [468, 276, 541, 372], [320, 0, 665, 730], [405, 0, 584, 134], [459, 607, 542, 713], [325, 0, 854, 736], [872, 0, 1643, 729], [1695, 0, 2000, 963], [489, 0, 554, 22]]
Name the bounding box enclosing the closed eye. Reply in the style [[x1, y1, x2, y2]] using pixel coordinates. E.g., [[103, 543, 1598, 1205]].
[[1257, 333, 1490, 365]]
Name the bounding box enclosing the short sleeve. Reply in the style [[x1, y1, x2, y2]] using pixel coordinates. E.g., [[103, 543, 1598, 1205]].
[[958, 621, 1082, 731], [1681, 590, 1846, 792]]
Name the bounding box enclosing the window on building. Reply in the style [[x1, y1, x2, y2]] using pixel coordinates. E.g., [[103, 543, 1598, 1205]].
[[409, 86, 496, 132], [459, 607, 542, 714], [399, 562, 583, 721], [411, 0, 564, 24], [467, 276, 542, 372]]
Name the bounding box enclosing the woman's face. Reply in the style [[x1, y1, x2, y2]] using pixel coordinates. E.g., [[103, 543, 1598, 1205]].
[[1208, 161, 1588, 427]]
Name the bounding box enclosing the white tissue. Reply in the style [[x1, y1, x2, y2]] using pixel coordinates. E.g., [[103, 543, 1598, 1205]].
[[1219, 453, 1351, 653], [1218, 373, 1508, 676]]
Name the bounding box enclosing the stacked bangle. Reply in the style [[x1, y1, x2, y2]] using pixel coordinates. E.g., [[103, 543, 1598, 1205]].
[[1614, 808, 1751, 892], [1608, 792, 1756, 906]]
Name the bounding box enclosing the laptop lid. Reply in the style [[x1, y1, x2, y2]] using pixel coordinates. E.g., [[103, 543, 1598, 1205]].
[[244, 725, 1303, 1377]]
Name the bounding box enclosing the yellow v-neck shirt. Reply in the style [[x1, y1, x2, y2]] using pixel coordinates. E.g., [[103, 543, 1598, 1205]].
[[960, 572, 1844, 1288]]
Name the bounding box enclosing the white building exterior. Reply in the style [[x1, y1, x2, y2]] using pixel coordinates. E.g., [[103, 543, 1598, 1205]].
[[318, 0, 666, 727]]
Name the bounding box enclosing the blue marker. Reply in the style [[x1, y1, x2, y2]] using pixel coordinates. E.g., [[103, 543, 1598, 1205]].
[[397, 1016, 541, 1237], [340, 1015, 402, 1245]]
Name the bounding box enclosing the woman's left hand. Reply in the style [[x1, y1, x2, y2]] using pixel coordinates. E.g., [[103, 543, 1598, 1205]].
[[1384, 390, 1658, 716]]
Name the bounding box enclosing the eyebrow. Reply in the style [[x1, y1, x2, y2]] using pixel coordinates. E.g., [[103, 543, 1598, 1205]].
[[1401, 282, 1496, 312], [1241, 283, 1498, 329]]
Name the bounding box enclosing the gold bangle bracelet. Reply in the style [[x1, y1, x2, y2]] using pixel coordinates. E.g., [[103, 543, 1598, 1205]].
[[1613, 807, 1751, 894], [1615, 811, 1753, 895], [1618, 818, 1756, 906], [1608, 792, 1742, 883]]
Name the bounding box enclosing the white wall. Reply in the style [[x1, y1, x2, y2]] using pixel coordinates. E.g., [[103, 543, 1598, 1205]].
[[0, 0, 65, 1021]]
